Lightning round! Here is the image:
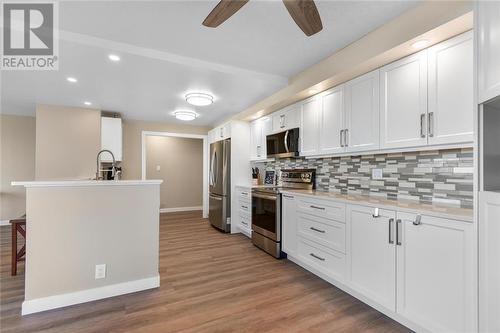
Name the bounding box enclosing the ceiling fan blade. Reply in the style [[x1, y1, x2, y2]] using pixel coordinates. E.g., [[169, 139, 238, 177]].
[[203, 0, 249, 28], [282, 0, 323, 36]]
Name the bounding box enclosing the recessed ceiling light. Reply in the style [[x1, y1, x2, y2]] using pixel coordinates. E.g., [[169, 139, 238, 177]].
[[67, 77, 77, 83], [108, 54, 121, 62], [173, 110, 197, 121], [185, 92, 213, 106], [83, 101, 92, 106], [411, 39, 429, 49], [309, 89, 318, 94]]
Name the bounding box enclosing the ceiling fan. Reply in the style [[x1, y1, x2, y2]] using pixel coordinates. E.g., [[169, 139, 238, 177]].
[[202, 0, 323, 37]]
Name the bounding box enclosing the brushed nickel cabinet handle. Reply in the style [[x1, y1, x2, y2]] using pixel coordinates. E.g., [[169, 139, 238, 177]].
[[310, 205, 325, 210], [310, 253, 325, 261], [283, 195, 294, 199], [340, 129, 344, 147], [310, 227, 326, 233], [372, 208, 380, 218], [428, 112, 434, 137], [396, 219, 402, 246], [420, 113, 426, 138], [388, 218, 394, 244], [413, 215, 422, 226], [344, 128, 349, 147]]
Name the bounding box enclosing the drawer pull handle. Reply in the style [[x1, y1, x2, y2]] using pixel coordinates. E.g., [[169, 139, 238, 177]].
[[310, 205, 325, 210], [241, 192, 248, 196], [310, 253, 325, 261], [283, 195, 294, 199], [241, 221, 248, 226], [310, 227, 325, 233], [413, 215, 422, 226], [241, 205, 248, 209]]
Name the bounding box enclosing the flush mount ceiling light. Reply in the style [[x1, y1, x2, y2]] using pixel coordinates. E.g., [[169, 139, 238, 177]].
[[185, 92, 213, 106], [411, 39, 429, 49], [66, 77, 78, 83], [174, 110, 197, 121], [108, 54, 121, 62], [83, 101, 92, 106]]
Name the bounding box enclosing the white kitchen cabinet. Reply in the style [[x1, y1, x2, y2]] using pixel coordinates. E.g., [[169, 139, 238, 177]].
[[347, 205, 396, 311], [380, 50, 428, 149], [319, 85, 345, 155], [250, 116, 271, 160], [282, 193, 298, 256], [100, 117, 122, 162], [235, 186, 251, 237], [479, 191, 500, 333], [300, 97, 320, 156], [209, 123, 231, 144], [271, 103, 300, 133], [345, 70, 380, 153], [477, 2, 500, 104], [428, 31, 473, 145], [396, 212, 475, 333]]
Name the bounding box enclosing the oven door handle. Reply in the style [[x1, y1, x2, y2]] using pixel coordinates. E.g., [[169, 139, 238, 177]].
[[252, 193, 277, 201]]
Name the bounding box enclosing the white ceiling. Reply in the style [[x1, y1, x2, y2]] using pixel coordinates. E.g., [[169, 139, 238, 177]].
[[1, 0, 418, 126]]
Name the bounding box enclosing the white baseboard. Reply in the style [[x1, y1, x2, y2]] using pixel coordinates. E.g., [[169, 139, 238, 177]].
[[22, 275, 160, 315], [0, 220, 10, 226], [159, 206, 202, 213]]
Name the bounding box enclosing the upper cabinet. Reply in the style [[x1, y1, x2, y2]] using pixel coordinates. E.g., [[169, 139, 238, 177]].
[[300, 97, 321, 156], [250, 116, 271, 160], [427, 31, 473, 145], [318, 85, 345, 155], [271, 103, 300, 133], [344, 70, 380, 153], [209, 122, 231, 144], [477, 2, 500, 104], [380, 50, 429, 149], [100, 116, 122, 162]]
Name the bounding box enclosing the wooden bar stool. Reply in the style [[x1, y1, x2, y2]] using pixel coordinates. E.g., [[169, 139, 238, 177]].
[[10, 216, 26, 276]]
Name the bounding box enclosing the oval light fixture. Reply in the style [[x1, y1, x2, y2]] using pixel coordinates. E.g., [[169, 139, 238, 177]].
[[411, 39, 429, 49], [174, 110, 197, 121], [185, 92, 213, 106], [108, 54, 121, 62]]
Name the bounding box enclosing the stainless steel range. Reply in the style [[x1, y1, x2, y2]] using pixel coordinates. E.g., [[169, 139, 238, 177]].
[[251, 169, 315, 258]]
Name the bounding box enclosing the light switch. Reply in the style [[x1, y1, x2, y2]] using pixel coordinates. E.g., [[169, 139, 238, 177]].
[[156, 165, 161, 172]]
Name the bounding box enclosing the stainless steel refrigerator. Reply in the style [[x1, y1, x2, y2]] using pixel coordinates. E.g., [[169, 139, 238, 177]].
[[209, 139, 231, 232]]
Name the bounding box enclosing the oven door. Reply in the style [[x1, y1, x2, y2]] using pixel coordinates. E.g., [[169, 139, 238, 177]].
[[252, 192, 280, 241]]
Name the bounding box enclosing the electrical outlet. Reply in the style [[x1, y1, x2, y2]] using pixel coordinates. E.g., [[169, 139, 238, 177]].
[[372, 168, 383, 180], [95, 264, 106, 279], [156, 165, 161, 172]]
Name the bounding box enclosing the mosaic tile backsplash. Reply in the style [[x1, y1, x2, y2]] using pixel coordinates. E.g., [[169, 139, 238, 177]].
[[254, 148, 474, 208]]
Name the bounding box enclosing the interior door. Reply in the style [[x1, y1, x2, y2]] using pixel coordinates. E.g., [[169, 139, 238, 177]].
[[347, 205, 396, 311], [396, 212, 475, 333], [380, 50, 428, 149], [319, 86, 345, 155], [427, 31, 473, 145], [345, 70, 380, 153]]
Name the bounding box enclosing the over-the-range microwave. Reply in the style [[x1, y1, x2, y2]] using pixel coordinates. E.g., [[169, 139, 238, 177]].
[[266, 128, 299, 159]]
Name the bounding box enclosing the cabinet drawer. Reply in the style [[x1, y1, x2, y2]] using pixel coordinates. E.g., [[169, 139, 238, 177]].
[[297, 197, 345, 223], [297, 213, 346, 253], [239, 201, 251, 215], [238, 214, 251, 229], [236, 188, 251, 201], [297, 237, 345, 281]]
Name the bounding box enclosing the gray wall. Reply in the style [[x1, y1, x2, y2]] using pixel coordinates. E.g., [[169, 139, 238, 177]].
[[146, 136, 203, 209], [0, 115, 36, 221], [35, 104, 101, 180], [25, 184, 160, 301]]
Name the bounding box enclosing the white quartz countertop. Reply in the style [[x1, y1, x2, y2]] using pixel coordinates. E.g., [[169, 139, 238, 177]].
[[280, 189, 473, 222], [12, 180, 163, 187]]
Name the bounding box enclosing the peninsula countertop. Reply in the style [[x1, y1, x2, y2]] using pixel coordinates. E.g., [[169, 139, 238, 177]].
[[12, 180, 163, 187], [280, 189, 473, 222]]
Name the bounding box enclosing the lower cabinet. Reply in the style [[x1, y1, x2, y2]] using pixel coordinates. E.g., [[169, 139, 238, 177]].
[[235, 186, 252, 237], [282, 193, 476, 332], [346, 205, 396, 311]]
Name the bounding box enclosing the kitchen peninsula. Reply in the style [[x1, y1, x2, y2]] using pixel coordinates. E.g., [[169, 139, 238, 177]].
[[11, 180, 162, 315]]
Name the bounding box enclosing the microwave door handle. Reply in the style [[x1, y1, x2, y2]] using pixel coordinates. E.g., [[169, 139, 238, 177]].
[[284, 130, 289, 153]]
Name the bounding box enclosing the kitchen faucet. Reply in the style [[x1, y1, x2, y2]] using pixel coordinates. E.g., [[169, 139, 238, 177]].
[[96, 149, 116, 180]]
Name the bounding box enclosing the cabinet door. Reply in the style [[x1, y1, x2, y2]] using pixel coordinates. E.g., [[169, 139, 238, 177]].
[[479, 191, 500, 333], [272, 104, 300, 133], [282, 194, 298, 256], [380, 50, 428, 149], [428, 32, 473, 145], [250, 120, 262, 159], [300, 97, 320, 156], [478, 2, 500, 103], [101, 117, 122, 161], [347, 205, 396, 311], [345, 70, 380, 153], [396, 213, 475, 333], [319, 86, 345, 155]]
